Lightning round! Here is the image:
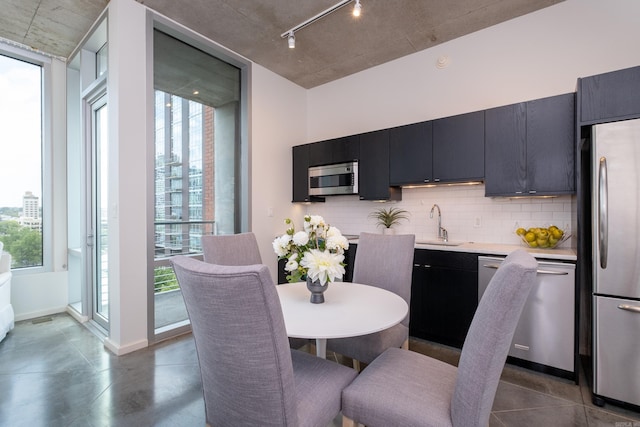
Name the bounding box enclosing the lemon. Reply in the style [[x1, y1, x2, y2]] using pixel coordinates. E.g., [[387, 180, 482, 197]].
[[537, 239, 549, 248], [551, 228, 563, 239]]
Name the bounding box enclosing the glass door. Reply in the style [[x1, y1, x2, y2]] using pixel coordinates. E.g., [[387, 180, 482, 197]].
[[90, 96, 109, 330]]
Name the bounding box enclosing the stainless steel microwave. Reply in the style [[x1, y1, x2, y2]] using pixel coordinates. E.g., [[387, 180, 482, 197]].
[[308, 161, 358, 196]]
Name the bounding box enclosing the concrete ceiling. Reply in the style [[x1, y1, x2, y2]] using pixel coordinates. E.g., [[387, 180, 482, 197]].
[[0, 0, 563, 89]]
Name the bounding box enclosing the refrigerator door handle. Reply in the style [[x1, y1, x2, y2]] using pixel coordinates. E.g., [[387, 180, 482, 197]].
[[599, 156, 608, 269], [618, 304, 640, 314]]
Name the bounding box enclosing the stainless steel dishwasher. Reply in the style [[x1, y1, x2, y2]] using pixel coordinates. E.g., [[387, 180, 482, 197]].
[[478, 256, 576, 377]]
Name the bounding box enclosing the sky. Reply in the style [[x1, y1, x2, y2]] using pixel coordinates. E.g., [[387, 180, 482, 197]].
[[0, 54, 42, 208]]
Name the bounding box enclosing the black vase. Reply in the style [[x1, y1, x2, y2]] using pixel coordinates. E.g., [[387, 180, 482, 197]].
[[306, 277, 328, 304]]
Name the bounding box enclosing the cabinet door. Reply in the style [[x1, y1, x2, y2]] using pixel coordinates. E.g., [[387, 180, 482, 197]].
[[308, 140, 332, 166], [409, 250, 478, 348], [579, 65, 640, 124], [292, 145, 310, 202], [433, 111, 484, 182], [484, 103, 527, 196], [389, 121, 433, 185], [526, 93, 575, 195], [333, 135, 360, 164], [358, 129, 400, 200], [309, 135, 360, 166]]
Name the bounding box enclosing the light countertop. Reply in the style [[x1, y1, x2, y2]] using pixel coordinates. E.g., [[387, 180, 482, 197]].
[[346, 237, 576, 261]]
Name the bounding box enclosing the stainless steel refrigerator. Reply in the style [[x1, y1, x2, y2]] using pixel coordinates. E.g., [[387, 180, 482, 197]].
[[592, 117, 640, 407]]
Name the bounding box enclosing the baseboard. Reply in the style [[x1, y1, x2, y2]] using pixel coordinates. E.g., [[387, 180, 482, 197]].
[[66, 306, 89, 323], [104, 337, 148, 356], [14, 306, 66, 322]]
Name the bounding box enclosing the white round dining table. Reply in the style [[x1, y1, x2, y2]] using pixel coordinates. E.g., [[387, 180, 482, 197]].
[[276, 281, 409, 359]]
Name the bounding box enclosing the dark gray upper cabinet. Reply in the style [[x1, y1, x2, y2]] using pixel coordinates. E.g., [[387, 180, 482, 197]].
[[484, 103, 527, 195], [389, 121, 433, 185], [433, 111, 485, 183], [485, 93, 575, 197], [526, 93, 575, 195], [358, 129, 401, 201], [578, 65, 640, 125], [308, 135, 360, 166], [292, 144, 311, 202]]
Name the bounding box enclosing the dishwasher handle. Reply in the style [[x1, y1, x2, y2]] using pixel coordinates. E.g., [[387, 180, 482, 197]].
[[481, 263, 568, 275], [618, 304, 640, 314]]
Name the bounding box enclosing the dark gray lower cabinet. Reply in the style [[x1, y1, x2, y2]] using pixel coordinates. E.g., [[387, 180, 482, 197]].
[[410, 250, 479, 348]]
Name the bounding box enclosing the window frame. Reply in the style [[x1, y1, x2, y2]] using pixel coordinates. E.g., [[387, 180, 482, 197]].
[[0, 43, 53, 274], [148, 14, 251, 343]]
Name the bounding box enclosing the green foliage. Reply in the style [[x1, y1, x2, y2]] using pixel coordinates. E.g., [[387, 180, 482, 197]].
[[0, 220, 42, 268], [368, 207, 410, 229], [154, 266, 179, 293]]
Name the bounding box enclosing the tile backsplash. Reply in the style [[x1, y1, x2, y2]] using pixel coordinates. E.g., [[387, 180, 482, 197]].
[[301, 184, 576, 248]]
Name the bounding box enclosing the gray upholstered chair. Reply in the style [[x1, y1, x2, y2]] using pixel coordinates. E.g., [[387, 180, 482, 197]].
[[326, 232, 415, 368], [341, 249, 538, 427], [202, 232, 309, 350], [171, 256, 357, 427], [202, 232, 262, 265]]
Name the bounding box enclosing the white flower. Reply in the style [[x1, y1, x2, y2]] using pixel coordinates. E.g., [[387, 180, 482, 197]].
[[326, 226, 342, 238], [326, 235, 349, 253], [285, 259, 299, 272], [300, 249, 345, 286], [305, 215, 325, 232], [272, 234, 291, 257], [292, 231, 309, 246]]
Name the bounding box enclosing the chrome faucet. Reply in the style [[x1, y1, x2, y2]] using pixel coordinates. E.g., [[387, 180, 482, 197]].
[[429, 204, 448, 242]]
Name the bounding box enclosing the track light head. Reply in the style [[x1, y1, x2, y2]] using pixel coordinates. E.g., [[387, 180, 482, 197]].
[[288, 31, 295, 49], [353, 0, 362, 17]]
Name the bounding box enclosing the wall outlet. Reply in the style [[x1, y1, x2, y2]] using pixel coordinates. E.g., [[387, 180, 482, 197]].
[[474, 216, 482, 228]]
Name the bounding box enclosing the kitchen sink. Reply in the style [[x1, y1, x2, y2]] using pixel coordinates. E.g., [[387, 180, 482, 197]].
[[415, 240, 465, 247]]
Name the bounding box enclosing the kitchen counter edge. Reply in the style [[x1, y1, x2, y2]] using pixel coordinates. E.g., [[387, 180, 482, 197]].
[[346, 238, 576, 261]]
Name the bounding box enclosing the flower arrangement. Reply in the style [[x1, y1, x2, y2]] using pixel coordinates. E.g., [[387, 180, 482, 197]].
[[273, 214, 348, 285]]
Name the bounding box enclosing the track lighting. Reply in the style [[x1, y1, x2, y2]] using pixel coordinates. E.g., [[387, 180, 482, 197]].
[[353, 0, 362, 17], [288, 31, 295, 49], [281, 0, 363, 49]]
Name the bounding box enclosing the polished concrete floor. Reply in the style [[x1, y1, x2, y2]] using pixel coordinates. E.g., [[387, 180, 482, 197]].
[[1, 313, 639, 426]]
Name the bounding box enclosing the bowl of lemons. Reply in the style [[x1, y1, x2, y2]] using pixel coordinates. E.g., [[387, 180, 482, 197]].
[[515, 225, 570, 249]]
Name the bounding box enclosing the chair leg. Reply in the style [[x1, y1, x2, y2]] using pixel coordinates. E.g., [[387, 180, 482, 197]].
[[342, 415, 362, 427], [352, 358, 361, 372], [402, 338, 409, 350]]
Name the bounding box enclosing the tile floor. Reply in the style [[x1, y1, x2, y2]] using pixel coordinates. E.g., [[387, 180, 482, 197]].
[[0, 313, 638, 426]]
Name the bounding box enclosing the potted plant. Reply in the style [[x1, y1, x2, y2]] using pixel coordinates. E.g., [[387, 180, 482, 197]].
[[369, 207, 410, 234]]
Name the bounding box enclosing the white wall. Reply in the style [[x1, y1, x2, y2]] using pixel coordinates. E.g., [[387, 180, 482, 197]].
[[298, 0, 640, 245], [103, 0, 149, 354], [250, 64, 309, 281], [307, 0, 640, 139]]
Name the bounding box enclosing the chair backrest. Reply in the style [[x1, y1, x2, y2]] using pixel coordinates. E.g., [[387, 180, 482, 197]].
[[171, 256, 298, 426], [352, 232, 415, 326], [202, 232, 262, 265], [451, 249, 537, 427]]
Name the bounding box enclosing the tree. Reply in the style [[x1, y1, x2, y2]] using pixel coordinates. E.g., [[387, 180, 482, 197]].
[[0, 220, 43, 268], [154, 265, 179, 293]]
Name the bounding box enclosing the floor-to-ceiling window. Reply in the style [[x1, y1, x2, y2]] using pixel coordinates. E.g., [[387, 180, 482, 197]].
[[152, 29, 243, 336], [0, 52, 48, 271]]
